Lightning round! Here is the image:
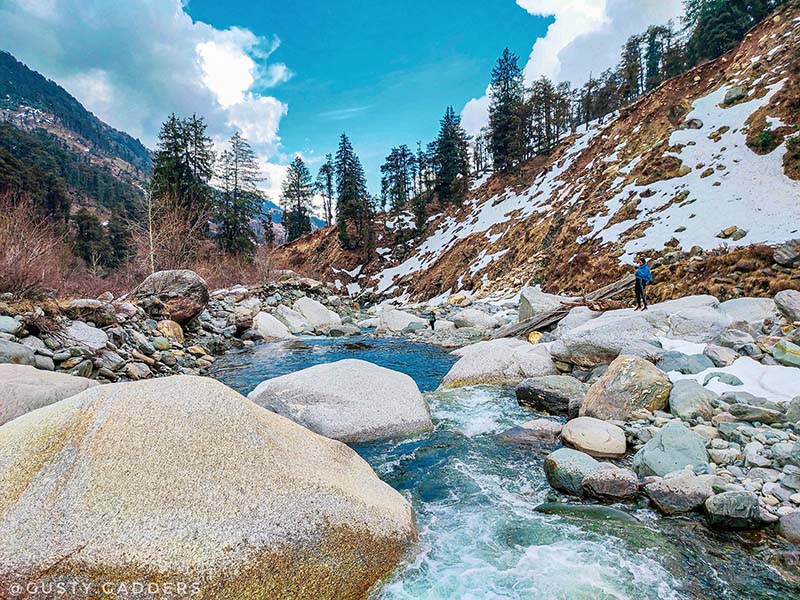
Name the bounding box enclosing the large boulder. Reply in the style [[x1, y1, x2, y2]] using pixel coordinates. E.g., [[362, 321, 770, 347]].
[[644, 471, 715, 515], [248, 359, 432, 442], [0, 364, 98, 425], [775, 289, 800, 322], [656, 351, 714, 375], [668, 379, 716, 422], [519, 287, 573, 322], [0, 377, 416, 598], [515, 375, 589, 416], [293, 297, 342, 331], [440, 339, 557, 389], [551, 296, 730, 367], [560, 417, 626, 459], [720, 297, 779, 326], [633, 422, 709, 477], [544, 447, 604, 495], [253, 312, 295, 340], [776, 511, 800, 544], [0, 339, 35, 366], [135, 269, 209, 323], [275, 304, 311, 334], [451, 308, 501, 329], [704, 491, 762, 529], [377, 308, 428, 333], [580, 355, 672, 421]]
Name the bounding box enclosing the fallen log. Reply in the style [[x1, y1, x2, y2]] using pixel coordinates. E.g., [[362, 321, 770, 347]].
[[490, 273, 636, 340]]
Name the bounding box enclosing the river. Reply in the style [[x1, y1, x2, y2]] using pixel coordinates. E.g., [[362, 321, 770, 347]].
[[211, 334, 799, 600]]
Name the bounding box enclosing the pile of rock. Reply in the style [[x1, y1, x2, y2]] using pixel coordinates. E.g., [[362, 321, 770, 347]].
[[0, 270, 358, 387], [479, 289, 800, 540]]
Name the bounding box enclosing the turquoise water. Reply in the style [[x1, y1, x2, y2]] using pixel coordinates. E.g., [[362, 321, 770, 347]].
[[211, 335, 799, 600]]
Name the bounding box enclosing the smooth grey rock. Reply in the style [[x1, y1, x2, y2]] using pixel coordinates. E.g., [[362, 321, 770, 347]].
[[777, 511, 800, 543], [773, 341, 800, 368], [293, 297, 342, 331], [715, 328, 755, 351], [253, 312, 295, 340], [63, 321, 108, 351], [703, 344, 739, 368], [668, 380, 716, 421], [775, 290, 800, 322], [544, 447, 603, 495], [440, 339, 556, 389], [720, 297, 779, 326], [786, 396, 800, 423], [515, 375, 589, 416], [0, 364, 98, 425], [657, 352, 714, 375], [519, 287, 573, 322], [561, 417, 626, 458], [534, 502, 638, 523], [249, 359, 432, 443], [723, 86, 746, 105], [728, 403, 784, 424], [275, 304, 311, 334], [582, 468, 639, 501], [703, 372, 743, 386], [328, 324, 361, 337], [633, 422, 709, 477], [704, 491, 762, 529], [451, 308, 501, 330], [64, 299, 117, 326], [0, 338, 35, 366], [0, 316, 21, 335], [498, 418, 562, 446]]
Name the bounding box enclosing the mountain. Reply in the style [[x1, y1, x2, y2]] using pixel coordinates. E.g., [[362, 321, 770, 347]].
[[262, 199, 327, 229], [0, 51, 151, 172], [272, 5, 800, 302], [0, 50, 150, 219]]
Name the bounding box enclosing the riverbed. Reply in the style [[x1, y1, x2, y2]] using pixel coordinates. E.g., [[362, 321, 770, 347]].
[[211, 334, 799, 600]]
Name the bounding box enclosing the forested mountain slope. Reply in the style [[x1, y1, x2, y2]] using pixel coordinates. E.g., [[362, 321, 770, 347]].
[[273, 6, 800, 303], [0, 51, 148, 220]]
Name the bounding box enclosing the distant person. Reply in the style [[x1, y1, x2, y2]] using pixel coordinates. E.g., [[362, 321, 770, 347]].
[[428, 312, 437, 331], [634, 257, 652, 311]]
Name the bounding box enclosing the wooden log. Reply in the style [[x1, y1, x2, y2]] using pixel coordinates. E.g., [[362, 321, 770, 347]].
[[489, 273, 637, 340]]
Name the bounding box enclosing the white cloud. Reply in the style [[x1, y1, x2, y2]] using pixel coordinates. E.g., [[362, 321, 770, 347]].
[[461, 0, 684, 132], [0, 0, 292, 194], [461, 92, 490, 138]]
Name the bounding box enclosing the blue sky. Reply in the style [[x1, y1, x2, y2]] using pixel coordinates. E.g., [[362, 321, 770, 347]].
[[185, 0, 550, 191], [0, 0, 684, 202]]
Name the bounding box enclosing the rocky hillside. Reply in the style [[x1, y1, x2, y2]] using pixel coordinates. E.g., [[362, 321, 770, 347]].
[[273, 5, 800, 304], [0, 50, 149, 217]]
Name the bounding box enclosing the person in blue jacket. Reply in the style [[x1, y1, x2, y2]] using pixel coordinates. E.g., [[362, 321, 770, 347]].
[[634, 257, 653, 311]]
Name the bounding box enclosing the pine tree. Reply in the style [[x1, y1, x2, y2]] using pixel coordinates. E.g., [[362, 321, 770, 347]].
[[280, 156, 314, 242], [315, 154, 335, 226], [334, 133, 370, 250], [107, 209, 135, 269], [380, 145, 414, 212], [215, 132, 262, 255], [150, 113, 214, 227], [261, 212, 276, 248], [488, 48, 527, 172], [72, 209, 112, 271], [619, 34, 645, 101], [433, 107, 470, 205]]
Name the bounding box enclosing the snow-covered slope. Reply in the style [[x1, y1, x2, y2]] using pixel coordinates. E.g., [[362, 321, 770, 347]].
[[274, 7, 800, 304]]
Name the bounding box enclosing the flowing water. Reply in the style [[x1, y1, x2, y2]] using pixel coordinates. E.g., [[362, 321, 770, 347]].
[[211, 335, 800, 600]]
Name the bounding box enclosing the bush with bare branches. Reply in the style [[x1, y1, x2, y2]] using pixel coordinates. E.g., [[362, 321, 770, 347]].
[[0, 193, 69, 297]]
